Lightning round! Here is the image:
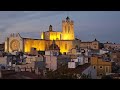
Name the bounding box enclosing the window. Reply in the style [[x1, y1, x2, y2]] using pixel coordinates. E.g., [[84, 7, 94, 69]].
[[65, 44, 67, 50], [68, 26, 70, 33], [46, 68, 49, 71], [93, 44, 97, 45], [99, 66, 103, 69], [105, 66, 109, 73], [93, 66, 96, 69], [99, 73, 103, 76], [65, 26, 67, 33]]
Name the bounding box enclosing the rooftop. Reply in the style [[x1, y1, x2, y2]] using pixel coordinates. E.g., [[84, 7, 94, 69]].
[[2, 71, 40, 79], [55, 63, 90, 74], [23, 38, 42, 40]]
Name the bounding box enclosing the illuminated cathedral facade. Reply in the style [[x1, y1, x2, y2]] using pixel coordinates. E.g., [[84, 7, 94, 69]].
[[5, 17, 79, 54]]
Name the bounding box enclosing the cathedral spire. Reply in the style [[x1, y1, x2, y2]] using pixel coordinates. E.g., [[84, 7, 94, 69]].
[[66, 16, 70, 22], [49, 25, 53, 31], [94, 38, 97, 41]]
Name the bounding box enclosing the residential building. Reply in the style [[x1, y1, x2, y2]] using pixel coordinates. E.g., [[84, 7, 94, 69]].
[[80, 39, 100, 50], [56, 63, 96, 79], [15, 57, 46, 76], [45, 55, 70, 71], [111, 51, 120, 66], [0, 57, 7, 69], [104, 42, 120, 50], [68, 62, 79, 68], [90, 55, 114, 78], [45, 55, 57, 71], [99, 49, 109, 55]]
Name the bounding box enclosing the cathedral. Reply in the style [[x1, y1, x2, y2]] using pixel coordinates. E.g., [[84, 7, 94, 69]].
[[5, 17, 100, 54], [5, 17, 80, 54]]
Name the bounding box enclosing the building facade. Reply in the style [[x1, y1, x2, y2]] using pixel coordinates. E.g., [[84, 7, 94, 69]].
[[5, 17, 79, 54], [90, 56, 113, 78], [104, 42, 120, 50], [80, 39, 100, 50], [4, 17, 100, 54]]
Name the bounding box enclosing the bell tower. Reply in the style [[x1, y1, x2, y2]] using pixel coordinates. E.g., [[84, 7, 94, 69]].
[[49, 25, 53, 31], [62, 16, 75, 40]]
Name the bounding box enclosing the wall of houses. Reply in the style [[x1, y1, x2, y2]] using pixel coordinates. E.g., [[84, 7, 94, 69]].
[[45, 55, 57, 71], [91, 56, 112, 77], [0, 57, 7, 66]]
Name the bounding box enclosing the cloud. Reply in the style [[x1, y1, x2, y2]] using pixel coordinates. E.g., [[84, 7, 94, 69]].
[[0, 11, 66, 43], [0, 11, 120, 43]]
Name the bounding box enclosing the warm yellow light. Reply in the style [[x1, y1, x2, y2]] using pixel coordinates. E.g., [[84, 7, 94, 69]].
[[24, 40, 45, 53], [49, 32, 61, 40], [41, 32, 44, 39]]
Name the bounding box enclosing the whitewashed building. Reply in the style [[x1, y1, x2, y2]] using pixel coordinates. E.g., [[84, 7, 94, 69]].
[[71, 55, 89, 65], [99, 49, 109, 55], [45, 55, 57, 71], [84, 56, 89, 63], [45, 55, 70, 71], [68, 62, 78, 68], [68, 53, 90, 69], [0, 57, 7, 65]]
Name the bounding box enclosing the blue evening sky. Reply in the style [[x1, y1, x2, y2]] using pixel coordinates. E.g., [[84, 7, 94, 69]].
[[0, 11, 120, 43]]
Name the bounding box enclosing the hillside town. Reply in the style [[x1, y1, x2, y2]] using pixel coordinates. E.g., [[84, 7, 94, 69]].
[[0, 17, 120, 79]]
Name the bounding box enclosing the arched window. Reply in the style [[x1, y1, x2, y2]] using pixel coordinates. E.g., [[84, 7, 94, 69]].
[[68, 26, 70, 33], [65, 44, 67, 50], [65, 26, 66, 33]]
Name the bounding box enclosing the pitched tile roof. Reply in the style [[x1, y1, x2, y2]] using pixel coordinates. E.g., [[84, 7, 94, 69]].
[[55, 63, 90, 74], [2, 70, 40, 79]]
